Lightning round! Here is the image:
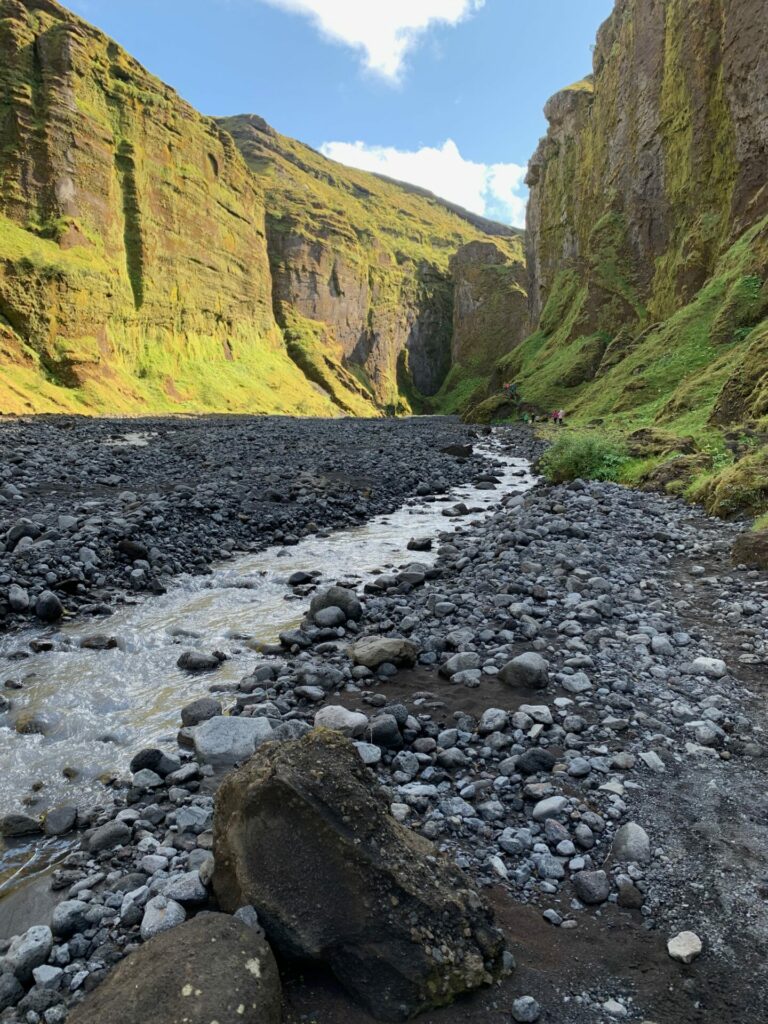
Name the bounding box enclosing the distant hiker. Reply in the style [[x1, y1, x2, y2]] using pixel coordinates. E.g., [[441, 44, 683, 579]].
[[503, 381, 519, 401]]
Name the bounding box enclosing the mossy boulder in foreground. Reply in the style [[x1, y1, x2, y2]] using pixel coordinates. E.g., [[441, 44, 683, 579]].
[[68, 914, 281, 1024], [213, 730, 507, 1021]]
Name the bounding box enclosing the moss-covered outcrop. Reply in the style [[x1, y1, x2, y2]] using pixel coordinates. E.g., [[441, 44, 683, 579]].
[[220, 115, 524, 413], [0, 1, 526, 417], [471, 0, 768, 517]]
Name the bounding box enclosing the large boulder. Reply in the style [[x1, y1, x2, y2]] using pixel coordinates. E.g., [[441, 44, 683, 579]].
[[68, 913, 281, 1024], [213, 731, 506, 1021], [349, 636, 419, 670]]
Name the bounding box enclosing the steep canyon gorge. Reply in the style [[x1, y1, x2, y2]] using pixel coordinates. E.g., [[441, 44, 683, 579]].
[[1, 0, 767, 517]]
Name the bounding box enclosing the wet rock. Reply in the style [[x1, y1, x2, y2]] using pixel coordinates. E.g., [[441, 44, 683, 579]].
[[213, 730, 506, 1021], [68, 914, 280, 1024], [310, 586, 363, 623], [350, 636, 419, 670], [0, 812, 41, 837], [43, 806, 78, 837], [177, 651, 221, 672], [441, 443, 473, 458], [180, 697, 222, 727], [129, 748, 180, 776], [407, 537, 432, 552], [79, 634, 118, 650], [35, 591, 64, 623]]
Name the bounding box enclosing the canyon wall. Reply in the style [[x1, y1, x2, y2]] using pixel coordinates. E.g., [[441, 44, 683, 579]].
[[472, 0, 768, 514], [221, 115, 525, 413], [0, 0, 527, 417]]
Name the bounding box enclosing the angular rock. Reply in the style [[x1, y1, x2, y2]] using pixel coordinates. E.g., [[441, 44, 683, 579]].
[[350, 636, 419, 670], [51, 900, 89, 938], [732, 529, 768, 568], [140, 895, 186, 940], [667, 930, 703, 964], [68, 914, 281, 1024], [192, 715, 273, 766], [517, 748, 556, 775], [213, 730, 506, 1021], [314, 705, 368, 737], [6, 926, 53, 983], [0, 972, 23, 1012], [499, 653, 549, 690], [611, 822, 651, 865]]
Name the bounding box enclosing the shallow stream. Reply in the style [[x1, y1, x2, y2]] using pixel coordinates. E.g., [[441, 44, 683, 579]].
[[0, 438, 534, 901]]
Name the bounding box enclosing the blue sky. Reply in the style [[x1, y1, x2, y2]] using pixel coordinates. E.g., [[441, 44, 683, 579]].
[[66, 0, 614, 226]]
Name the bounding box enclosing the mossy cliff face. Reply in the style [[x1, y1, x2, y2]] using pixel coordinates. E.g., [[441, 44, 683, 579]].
[[0, 2, 525, 417], [0, 0, 329, 415], [220, 115, 525, 413], [480, 0, 768, 516]]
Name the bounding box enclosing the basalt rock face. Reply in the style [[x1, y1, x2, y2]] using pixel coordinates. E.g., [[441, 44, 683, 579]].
[[221, 115, 525, 412], [0, 0, 309, 416], [475, 0, 768, 514], [0, 2, 526, 417], [448, 240, 528, 399]]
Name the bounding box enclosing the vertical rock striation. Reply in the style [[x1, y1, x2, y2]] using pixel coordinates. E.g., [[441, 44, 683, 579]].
[[473, 0, 768, 514]]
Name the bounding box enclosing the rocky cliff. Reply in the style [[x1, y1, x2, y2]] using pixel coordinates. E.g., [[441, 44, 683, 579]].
[[0, 0, 526, 417], [220, 115, 524, 413], [471, 0, 768, 514]]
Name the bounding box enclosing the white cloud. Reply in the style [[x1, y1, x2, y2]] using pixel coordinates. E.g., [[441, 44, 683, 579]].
[[320, 138, 528, 228], [257, 0, 484, 81]]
